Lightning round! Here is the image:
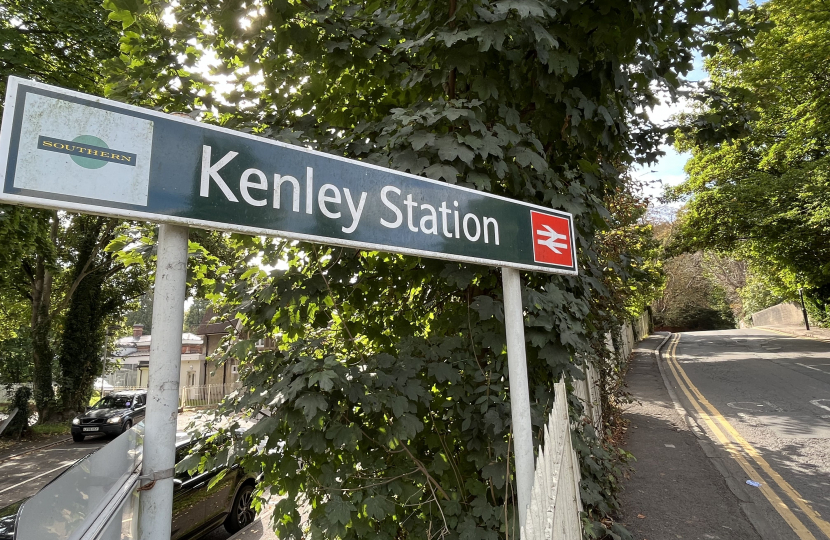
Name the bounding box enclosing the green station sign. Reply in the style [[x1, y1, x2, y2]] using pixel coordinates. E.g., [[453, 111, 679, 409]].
[[0, 77, 577, 274]]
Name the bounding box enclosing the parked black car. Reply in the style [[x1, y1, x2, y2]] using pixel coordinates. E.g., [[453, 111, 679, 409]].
[[71, 390, 147, 441], [171, 436, 258, 539], [0, 428, 258, 539]]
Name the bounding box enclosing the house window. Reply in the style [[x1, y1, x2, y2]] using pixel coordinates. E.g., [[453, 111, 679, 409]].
[[187, 372, 196, 386]]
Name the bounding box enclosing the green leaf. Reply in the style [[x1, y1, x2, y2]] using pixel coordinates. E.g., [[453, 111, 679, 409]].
[[364, 496, 394, 520], [308, 370, 338, 391], [438, 139, 476, 165], [424, 163, 459, 182], [470, 296, 503, 321], [325, 496, 356, 526], [294, 393, 328, 421]]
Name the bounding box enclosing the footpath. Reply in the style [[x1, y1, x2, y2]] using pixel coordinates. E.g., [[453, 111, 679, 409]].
[[755, 324, 830, 343], [617, 333, 760, 540]]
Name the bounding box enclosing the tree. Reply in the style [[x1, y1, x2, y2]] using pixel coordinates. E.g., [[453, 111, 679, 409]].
[[0, 0, 121, 113], [184, 298, 210, 333], [0, 207, 59, 421], [0, 0, 133, 420], [56, 216, 149, 414], [124, 290, 153, 335], [670, 0, 830, 323], [108, 0, 736, 537], [652, 251, 735, 331]]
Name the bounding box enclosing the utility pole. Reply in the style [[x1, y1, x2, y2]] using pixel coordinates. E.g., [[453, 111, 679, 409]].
[[799, 288, 810, 330]]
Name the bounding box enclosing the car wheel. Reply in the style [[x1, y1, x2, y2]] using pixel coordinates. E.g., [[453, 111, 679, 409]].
[[72, 433, 84, 442], [121, 420, 132, 433], [224, 484, 255, 533]]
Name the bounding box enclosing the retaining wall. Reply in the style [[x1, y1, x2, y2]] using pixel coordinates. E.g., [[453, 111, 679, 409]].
[[751, 302, 805, 327]]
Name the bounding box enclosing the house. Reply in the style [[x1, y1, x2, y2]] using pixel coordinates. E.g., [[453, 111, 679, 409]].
[[194, 309, 241, 387], [108, 311, 265, 398], [109, 324, 206, 389]]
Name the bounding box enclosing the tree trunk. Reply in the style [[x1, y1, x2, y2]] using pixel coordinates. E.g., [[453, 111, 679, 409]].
[[58, 216, 116, 414], [58, 270, 107, 414], [30, 215, 57, 423]]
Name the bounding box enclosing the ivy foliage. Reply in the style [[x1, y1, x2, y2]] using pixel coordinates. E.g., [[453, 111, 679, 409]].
[[105, 0, 736, 537], [670, 0, 830, 319]]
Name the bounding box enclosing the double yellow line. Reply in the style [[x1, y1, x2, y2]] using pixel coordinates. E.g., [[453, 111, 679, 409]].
[[664, 333, 830, 540]]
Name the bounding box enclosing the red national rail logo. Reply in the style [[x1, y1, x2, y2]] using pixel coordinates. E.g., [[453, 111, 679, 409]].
[[530, 211, 573, 268]]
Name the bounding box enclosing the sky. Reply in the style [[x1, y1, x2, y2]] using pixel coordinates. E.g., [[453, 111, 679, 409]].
[[632, 54, 708, 205]]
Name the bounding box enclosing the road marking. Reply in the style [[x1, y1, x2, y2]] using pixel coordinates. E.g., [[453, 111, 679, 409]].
[[727, 402, 765, 411], [798, 363, 830, 374], [667, 334, 830, 540], [0, 461, 75, 494], [811, 400, 830, 415]]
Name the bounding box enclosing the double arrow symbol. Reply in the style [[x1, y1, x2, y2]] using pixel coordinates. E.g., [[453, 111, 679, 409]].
[[536, 225, 568, 254]]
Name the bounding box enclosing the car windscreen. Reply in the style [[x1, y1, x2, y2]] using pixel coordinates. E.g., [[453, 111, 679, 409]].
[[91, 395, 134, 409]]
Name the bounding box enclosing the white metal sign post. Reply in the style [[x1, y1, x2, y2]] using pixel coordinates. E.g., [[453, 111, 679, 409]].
[[137, 224, 189, 539], [0, 77, 578, 539], [502, 267, 535, 530]]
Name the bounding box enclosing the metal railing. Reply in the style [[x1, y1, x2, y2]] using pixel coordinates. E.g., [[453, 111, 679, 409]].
[[522, 380, 583, 540], [178, 382, 242, 407]]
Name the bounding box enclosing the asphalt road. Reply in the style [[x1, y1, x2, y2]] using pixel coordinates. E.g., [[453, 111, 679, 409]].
[[0, 412, 277, 539], [0, 435, 107, 508], [665, 329, 830, 540]]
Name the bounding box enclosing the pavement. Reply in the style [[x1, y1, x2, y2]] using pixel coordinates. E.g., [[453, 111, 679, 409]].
[[756, 325, 830, 343], [618, 333, 760, 540], [620, 329, 830, 540]]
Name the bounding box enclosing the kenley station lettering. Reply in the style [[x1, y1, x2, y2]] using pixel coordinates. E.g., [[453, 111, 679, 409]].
[[200, 145, 500, 245]]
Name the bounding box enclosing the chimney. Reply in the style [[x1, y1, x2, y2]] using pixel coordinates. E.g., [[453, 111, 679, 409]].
[[133, 324, 144, 340]]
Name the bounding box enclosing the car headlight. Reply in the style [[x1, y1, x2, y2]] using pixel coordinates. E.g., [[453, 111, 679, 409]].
[[107, 416, 123, 424], [72, 418, 80, 425]]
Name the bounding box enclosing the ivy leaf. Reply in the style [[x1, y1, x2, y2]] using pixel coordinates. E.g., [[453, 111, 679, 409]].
[[294, 393, 328, 421], [424, 163, 459, 182], [364, 496, 394, 520], [438, 139, 476, 165], [470, 296, 504, 321], [308, 370, 338, 391], [325, 496, 356, 526]]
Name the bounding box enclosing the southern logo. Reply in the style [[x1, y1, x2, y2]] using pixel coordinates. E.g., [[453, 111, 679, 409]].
[[37, 135, 137, 170]]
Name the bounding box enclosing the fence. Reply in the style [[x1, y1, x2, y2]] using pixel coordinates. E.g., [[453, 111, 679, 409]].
[[108, 383, 242, 408], [609, 311, 651, 363], [572, 360, 602, 431], [178, 382, 242, 407], [523, 311, 650, 539], [522, 380, 583, 540], [104, 368, 139, 388]]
